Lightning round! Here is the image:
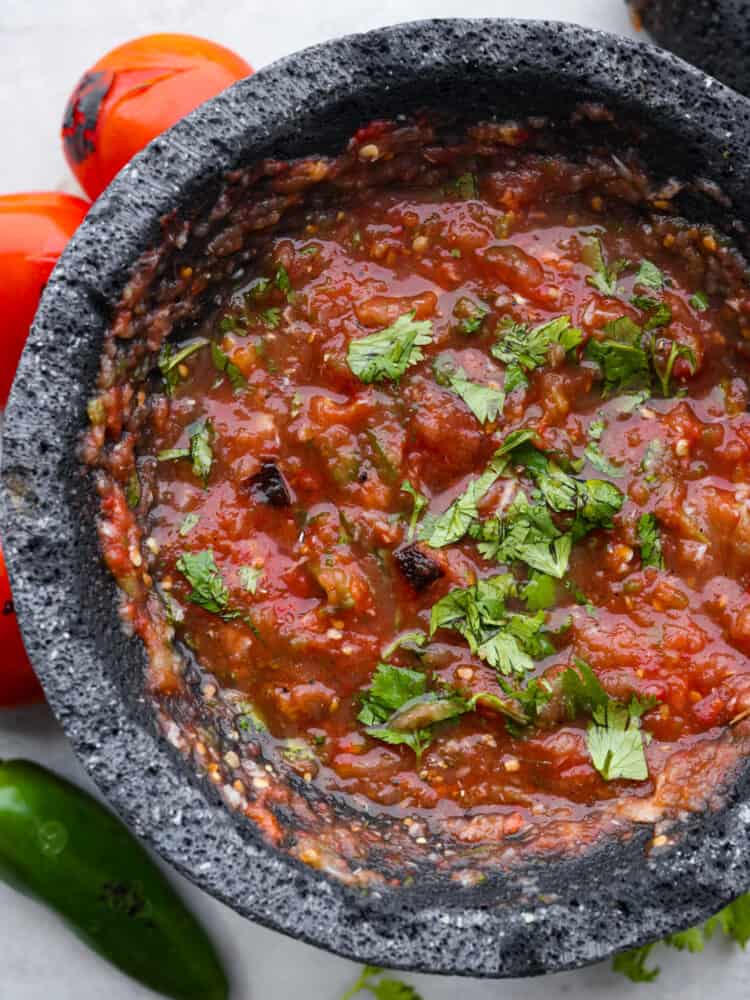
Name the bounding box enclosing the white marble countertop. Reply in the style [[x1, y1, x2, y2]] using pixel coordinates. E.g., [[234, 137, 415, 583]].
[[2, 1, 749, 997]]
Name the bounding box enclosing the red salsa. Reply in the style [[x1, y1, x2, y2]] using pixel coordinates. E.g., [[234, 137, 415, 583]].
[[87, 118, 750, 874]]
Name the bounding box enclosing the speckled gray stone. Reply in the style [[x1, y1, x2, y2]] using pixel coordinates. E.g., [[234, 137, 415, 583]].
[[3, 18, 750, 979], [631, 1, 750, 97]]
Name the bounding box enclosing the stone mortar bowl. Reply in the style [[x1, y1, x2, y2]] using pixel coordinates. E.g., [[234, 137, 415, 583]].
[[629, 1, 750, 97], [4, 17, 750, 979]]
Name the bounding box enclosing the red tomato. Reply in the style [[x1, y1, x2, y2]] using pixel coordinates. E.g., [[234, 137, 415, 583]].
[[62, 33, 253, 199], [0, 545, 44, 707], [0, 192, 89, 407]]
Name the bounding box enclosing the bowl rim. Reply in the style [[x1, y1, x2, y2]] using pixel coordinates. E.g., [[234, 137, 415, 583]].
[[4, 16, 750, 979]]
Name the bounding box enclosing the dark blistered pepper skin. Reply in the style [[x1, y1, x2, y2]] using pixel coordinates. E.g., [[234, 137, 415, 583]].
[[0, 759, 229, 1000]]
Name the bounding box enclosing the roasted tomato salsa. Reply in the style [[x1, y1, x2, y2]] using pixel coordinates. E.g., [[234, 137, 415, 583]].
[[88, 119, 750, 865]]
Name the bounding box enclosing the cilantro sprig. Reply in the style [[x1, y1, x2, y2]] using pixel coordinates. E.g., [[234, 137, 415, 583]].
[[583, 237, 629, 297], [434, 356, 505, 424], [158, 337, 209, 395], [561, 659, 656, 781], [157, 418, 214, 487], [347, 312, 433, 383], [638, 512, 665, 568], [401, 480, 429, 541], [176, 549, 237, 619], [340, 965, 423, 1000], [492, 315, 583, 393]]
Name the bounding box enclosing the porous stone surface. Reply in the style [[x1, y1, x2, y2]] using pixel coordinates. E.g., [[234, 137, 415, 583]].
[[630, 1, 750, 97], [4, 17, 750, 978]]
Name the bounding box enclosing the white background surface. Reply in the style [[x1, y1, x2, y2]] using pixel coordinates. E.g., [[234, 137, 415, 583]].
[[1, 2, 748, 998]]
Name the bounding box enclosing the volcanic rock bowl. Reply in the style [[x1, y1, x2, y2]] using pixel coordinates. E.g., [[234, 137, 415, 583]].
[[4, 18, 750, 979], [630, 0, 750, 97]]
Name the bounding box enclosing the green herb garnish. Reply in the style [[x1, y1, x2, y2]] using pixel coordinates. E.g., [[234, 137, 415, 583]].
[[583, 238, 628, 297], [401, 480, 429, 541], [434, 356, 504, 424], [638, 512, 664, 568], [347, 312, 433, 383], [238, 565, 264, 594], [492, 315, 583, 393], [176, 549, 235, 618], [158, 337, 209, 395], [690, 290, 710, 312], [211, 342, 247, 393]]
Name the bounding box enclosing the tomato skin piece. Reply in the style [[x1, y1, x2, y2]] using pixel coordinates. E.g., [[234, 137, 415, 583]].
[[0, 546, 44, 707], [0, 192, 89, 407], [62, 33, 253, 199]]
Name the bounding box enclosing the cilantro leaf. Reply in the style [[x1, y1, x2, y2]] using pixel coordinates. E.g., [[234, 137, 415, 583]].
[[187, 419, 213, 487], [587, 700, 650, 781], [583, 442, 624, 478], [573, 479, 624, 537], [125, 471, 140, 509], [650, 338, 697, 397], [158, 337, 209, 395], [492, 315, 583, 392], [357, 663, 427, 726], [635, 258, 665, 291], [347, 312, 433, 383], [612, 945, 659, 983], [430, 573, 549, 677], [176, 549, 234, 617], [454, 297, 489, 335], [275, 264, 292, 297], [583, 238, 628, 296], [470, 492, 573, 578], [400, 479, 429, 541], [588, 417, 606, 441], [339, 965, 424, 1000], [211, 342, 247, 393], [238, 565, 264, 594], [157, 418, 214, 487], [178, 512, 200, 536], [453, 172, 478, 199], [706, 894, 750, 948], [585, 317, 651, 396], [562, 660, 654, 781], [690, 290, 710, 312], [262, 307, 282, 328], [638, 512, 664, 568], [434, 356, 505, 423]]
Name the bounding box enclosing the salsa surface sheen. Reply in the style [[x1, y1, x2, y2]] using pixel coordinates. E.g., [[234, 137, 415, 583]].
[[126, 136, 750, 835]]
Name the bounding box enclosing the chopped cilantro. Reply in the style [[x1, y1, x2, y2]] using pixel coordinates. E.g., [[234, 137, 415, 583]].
[[469, 492, 573, 579], [262, 307, 282, 328], [583, 237, 628, 296], [176, 549, 235, 618], [690, 290, 710, 312], [434, 356, 504, 424], [357, 664, 464, 757], [573, 479, 624, 537], [453, 172, 478, 199], [614, 893, 750, 983], [275, 264, 292, 297], [638, 512, 664, 568], [238, 565, 264, 594], [158, 337, 209, 395], [157, 419, 214, 487], [585, 316, 651, 396], [422, 429, 534, 548], [588, 417, 606, 441], [651, 338, 696, 397], [178, 512, 200, 537], [641, 439, 665, 484], [339, 964, 423, 1000], [430, 573, 552, 677], [347, 312, 433, 383], [400, 479, 429, 541], [492, 315, 583, 393], [561, 659, 655, 781], [211, 342, 247, 393], [634, 258, 665, 291], [583, 442, 624, 478], [454, 297, 489, 335], [125, 471, 140, 509]]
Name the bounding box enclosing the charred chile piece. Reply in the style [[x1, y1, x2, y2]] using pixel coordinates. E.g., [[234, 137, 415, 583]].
[[394, 543, 443, 592], [245, 462, 293, 507]]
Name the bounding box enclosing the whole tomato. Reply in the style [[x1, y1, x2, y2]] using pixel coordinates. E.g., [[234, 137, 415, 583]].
[[0, 544, 44, 707], [0, 192, 89, 406], [62, 33, 253, 200]]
